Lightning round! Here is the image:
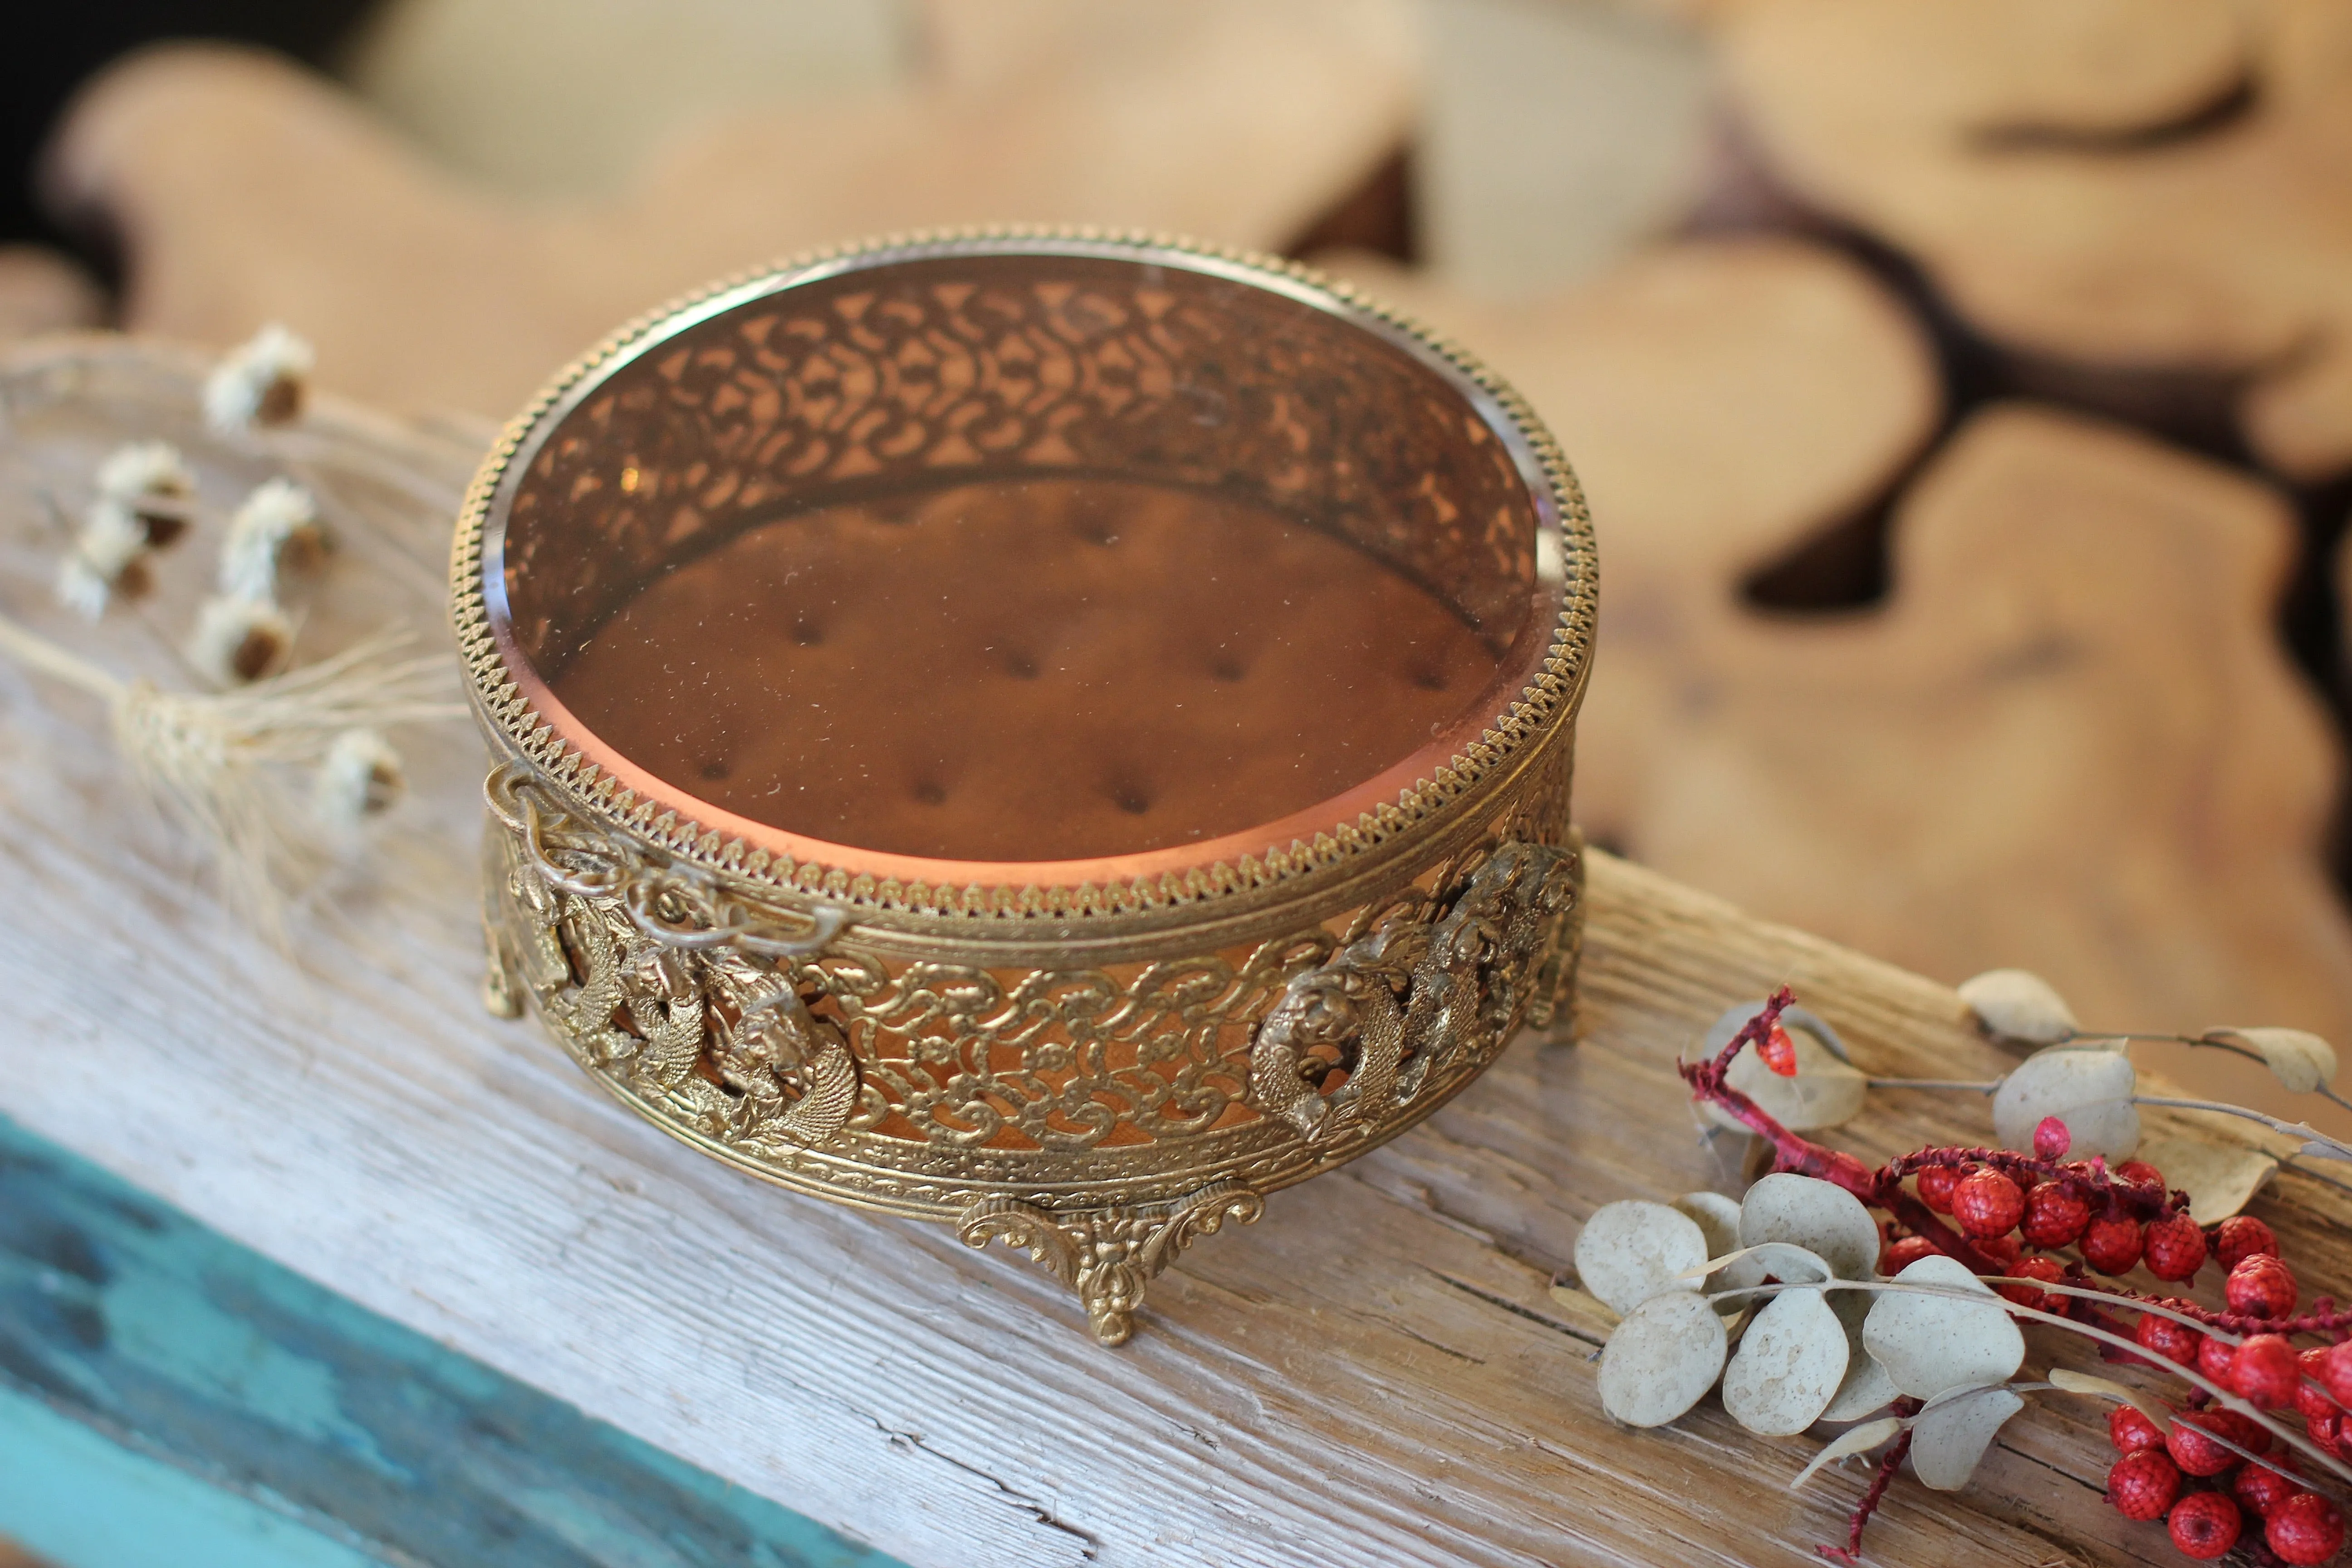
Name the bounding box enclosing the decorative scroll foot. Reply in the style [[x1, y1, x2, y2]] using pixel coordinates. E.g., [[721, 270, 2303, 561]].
[[958, 1182, 1266, 1346]]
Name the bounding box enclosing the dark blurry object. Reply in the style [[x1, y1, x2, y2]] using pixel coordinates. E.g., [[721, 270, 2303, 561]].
[[40, 0, 1414, 417], [0, 245, 104, 339], [4, 0, 377, 253], [1715, 0, 2352, 483]]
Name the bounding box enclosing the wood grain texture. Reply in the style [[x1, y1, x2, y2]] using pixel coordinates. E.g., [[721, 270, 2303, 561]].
[[1, 340, 2342, 1568], [41, 0, 1412, 419], [1717, 0, 2352, 480]]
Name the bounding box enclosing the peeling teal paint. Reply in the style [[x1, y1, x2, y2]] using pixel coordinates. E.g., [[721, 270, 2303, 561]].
[[0, 1116, 909, 1568]]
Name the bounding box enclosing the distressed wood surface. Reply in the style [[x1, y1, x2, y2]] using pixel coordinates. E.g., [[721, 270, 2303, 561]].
[[4, 343, 2348, 1568], [0, 1115, 901, 1568]]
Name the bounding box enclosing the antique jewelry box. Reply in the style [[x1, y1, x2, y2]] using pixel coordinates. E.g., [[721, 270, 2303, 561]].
[[456, 230, 1597, 1343]]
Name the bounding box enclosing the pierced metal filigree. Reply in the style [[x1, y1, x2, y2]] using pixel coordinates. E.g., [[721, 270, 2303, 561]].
[[1250, 840, 1579, 1142]]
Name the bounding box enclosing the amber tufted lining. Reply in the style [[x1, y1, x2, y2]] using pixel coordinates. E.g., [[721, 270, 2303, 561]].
[[554, 476, 1498, 861]]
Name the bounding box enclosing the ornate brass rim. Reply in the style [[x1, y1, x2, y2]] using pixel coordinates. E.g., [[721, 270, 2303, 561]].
[[450, 226, 1597, 926]]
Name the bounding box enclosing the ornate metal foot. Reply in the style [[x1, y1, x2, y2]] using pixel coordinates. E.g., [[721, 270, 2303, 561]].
[[958, 1182, 1265, 1345]]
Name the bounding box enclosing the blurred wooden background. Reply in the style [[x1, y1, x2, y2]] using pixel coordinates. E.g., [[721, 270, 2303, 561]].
[[8, 0, 2352, 1127]]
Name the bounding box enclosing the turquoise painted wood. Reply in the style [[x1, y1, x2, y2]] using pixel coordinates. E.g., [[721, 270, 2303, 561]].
[[0, 1114, 909, 1568]]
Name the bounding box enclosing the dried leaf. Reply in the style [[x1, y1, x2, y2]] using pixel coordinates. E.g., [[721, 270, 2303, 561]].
[[1793, 1416, 1906, 1491], [1673, 1192, 1745, 1313], [1598, 1289, 1730, 1428], [2131, 1132, 2278, 1223], [1574, 1201, 1709, 1317], [1722, 1287, 1850, 1436], [1709, 1241, 1836, 1299], [1991, 1044, 2139, 1160], [1958, 969, 2078, 1044], [1820, 1289, 1901, 1422], [1699, 1005, 1868, 1133], [2204, 1027, 2339, 1094], [1862, 1257, 2026, 1400], [1739, 1174, 1881, 1282], [1908, 1384, 2025, 1490], [2048, 1369, 2173, 1439]]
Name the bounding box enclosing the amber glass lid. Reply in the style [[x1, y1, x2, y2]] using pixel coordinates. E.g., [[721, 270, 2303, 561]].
[[468, 233, 1591, 890]]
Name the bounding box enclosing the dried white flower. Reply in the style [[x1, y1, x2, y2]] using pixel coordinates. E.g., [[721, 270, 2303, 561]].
[[203, 323, 313, 433], [219, 479, 323, 603], [55, 496, 156, 617], [54, 554, 110, 620], [96, 441, 193, 505], [188, 595, 293, 685], [1957, 969, 2078, 1044], [95, 441, 196, 548], [1991, 1042, 2140, 1158], [312, 727, 403, 828], [76, 497, 149, 580]]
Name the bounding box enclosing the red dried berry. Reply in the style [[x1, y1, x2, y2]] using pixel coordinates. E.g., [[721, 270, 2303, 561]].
[[2198, 1334, 2236, 1387], [2033, 1115, 2072, 1159], [1916, 1164, 1963, 1214], [2300, 1348, 2341, 1421], [2107, 1448, 2181, 1521], [1880, 1235, 1937, 1274], [1975, 1232, 2022, 1270], [2168, 1490, 2243, 1559], [2021, 1181, 2091, 1249], [2234, 1457, 2303, 1520], [2215, 1215, 2280, 1272], [2110, 1405, 2166, 1453], [1999, 1256, 2066, 1311], [2168, 1409, 2267, 1475], [2144, 1214, 2210, 1281], [2310, 1410, 2344, 1459], [2269, 1491, 2348, 1566], [2137, 1309, 2202, 1368], [2082, 1213, 2145, 1275], [1953, 1168, 2025, 1238], [2118, 1159, 2168, 1191], [1757, 1022, 1798, 1077], [2233, 1334, 2302, 1409], [2228, 1254, 2299, 1318], [2324, 1343, 2352, 1409]]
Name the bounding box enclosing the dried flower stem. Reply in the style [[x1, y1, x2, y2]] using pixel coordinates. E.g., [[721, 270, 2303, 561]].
[[1817, 1423, 1913, 1565]]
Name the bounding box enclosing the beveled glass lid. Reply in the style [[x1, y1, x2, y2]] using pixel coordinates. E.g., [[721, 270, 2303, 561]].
[[461, 231, 1593, 902]]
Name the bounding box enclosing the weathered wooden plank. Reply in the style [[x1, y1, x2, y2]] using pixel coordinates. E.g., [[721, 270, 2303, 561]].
[[3, 338, 2343, 1567], [0, 1113, 901, 1568]]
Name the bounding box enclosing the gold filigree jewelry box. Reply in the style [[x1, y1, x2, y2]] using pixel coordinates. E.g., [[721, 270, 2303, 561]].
[[454, 230, 1598, 1344]]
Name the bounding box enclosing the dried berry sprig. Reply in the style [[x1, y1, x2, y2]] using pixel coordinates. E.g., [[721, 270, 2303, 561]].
[[1583, 985, 2352, 1564]]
